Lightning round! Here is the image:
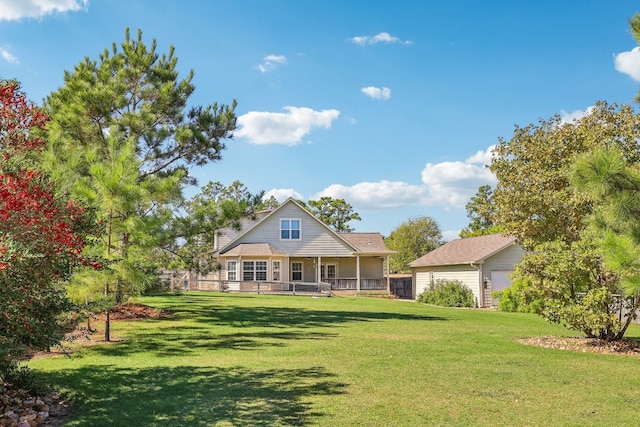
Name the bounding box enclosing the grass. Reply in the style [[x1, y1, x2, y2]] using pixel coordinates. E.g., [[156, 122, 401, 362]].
[[28, 292, 640, 426]]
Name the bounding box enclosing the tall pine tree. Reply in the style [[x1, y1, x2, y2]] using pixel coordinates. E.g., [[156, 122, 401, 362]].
[[40, 29, 237, 340]]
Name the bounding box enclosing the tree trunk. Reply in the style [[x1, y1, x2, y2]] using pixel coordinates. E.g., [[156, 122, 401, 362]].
[[614, 296, 640, 341]]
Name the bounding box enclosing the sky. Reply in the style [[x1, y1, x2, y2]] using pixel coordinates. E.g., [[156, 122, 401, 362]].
[[1, 1, 640, 241]]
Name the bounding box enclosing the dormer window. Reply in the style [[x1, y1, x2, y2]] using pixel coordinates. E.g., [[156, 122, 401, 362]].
[[280, 219, 301, 240]]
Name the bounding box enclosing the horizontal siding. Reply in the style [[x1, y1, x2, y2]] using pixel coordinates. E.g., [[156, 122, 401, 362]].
[[480, 245, 526, 306], [230, 203, 354, 256], [481, 245, 526, 277], [414, 271, 430, 299], [413, 265, 481, 305]]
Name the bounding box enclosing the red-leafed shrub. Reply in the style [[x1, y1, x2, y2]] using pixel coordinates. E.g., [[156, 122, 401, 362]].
[[0, 80, 94, 383]]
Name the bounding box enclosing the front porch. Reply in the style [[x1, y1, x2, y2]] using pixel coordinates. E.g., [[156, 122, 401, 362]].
[[218, 277, 388, 293], [159, 270, 388, 295]]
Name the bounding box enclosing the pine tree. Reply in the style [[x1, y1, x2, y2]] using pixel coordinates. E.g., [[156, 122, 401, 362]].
[[40, 28, 237, 340]]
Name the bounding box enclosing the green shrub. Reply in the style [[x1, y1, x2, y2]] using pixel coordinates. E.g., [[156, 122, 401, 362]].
[[495, 277, 545, 313], [418, 279, 475, 308], [549, 287, 631, 341]]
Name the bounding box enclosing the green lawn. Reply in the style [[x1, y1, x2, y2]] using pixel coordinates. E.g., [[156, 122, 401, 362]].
[[29, 292, 640, 426]]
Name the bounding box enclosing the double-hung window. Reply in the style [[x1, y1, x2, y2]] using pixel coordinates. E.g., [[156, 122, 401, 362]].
[[280, 219, 301, 240], [227, 261, 237, 281], [291, 262, 303, 281], [243, 261, 267, 281]]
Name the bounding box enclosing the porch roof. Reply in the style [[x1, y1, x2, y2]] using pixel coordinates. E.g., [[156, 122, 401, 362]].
[[340, 233, 395, 256]]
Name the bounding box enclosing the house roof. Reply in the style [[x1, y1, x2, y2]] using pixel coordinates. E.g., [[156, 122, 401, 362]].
[[220, 243, 286, 256], [216, 198, 393, 257], [340, 232, 395, 255], [408, 233, 518, 268]]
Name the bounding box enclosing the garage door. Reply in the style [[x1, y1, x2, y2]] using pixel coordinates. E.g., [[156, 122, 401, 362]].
[[490, 270, 514, 306]]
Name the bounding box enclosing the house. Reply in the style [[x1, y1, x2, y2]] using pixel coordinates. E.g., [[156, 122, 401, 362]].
[[208, 198, 395, 294], [408, 233, 526, 307]]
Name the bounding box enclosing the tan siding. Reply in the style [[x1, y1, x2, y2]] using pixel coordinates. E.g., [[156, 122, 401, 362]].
[[358, 257, 383, 277], [215, 216, 265, 250], [286, 258, 319, 282], [313, 257, 382, 279], [232, 203, 354, 256]]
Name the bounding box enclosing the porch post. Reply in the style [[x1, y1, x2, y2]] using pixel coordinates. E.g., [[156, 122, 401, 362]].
[[238, 255, 242, 291], [317, 256, 322, 284], [386, 255, 390, 294], [356, 255, 361, 292]]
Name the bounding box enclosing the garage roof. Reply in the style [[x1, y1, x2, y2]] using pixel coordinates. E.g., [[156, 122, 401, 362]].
[[408, 234, 518, 268]]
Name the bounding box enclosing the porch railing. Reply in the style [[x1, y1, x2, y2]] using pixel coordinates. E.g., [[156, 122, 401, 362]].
[[328, 277, 387, 291], [236, 281, 331, 294], [159, 270, 387, 293]]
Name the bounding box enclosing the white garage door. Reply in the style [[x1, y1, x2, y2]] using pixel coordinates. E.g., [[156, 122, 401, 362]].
[[490, 270, 514, 306]]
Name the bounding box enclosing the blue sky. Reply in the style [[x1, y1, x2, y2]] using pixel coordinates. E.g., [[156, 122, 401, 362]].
[[1, 1, 640, 240]]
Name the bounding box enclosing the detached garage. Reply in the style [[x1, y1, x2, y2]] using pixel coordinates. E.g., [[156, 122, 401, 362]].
[[408, 234, 526, 308]]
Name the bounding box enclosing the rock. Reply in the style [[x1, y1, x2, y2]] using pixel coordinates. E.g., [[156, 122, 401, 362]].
[[19, 412, 36, 421], [31, 405, 47, 413]]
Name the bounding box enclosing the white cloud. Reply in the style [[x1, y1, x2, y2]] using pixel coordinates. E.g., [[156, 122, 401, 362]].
[[314, 181, 427, 210], [308, 147, 496, 216], [361, 86, 391, 100], [442, 229, 462, 242], [0, 47, 18, 64], [420, 161, 496, 208], [0, 0, 88, 21], [264, 188, 302, 203], [560, 106, 595, 124], [236, 106, 340, 145], [258, 54, 286, 73], [465, 145, 495, 165], [614, 47, 640, 81], [349, 32, 411, 46]]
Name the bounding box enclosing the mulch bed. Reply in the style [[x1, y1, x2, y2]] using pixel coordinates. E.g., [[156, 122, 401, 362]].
[[518, 336, 640, 355], [93, 302, 171, 321]]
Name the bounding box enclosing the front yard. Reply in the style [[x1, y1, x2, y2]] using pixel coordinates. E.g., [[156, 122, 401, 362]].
[[28, 292, 640, 426]]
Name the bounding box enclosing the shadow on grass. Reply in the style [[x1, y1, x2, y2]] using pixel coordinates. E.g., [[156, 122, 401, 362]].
[[49, 364, 346, 426], [207, 305, 445, 327], [170, 295, 448, 329], [87, 328, 338, 358], [80, 293, 449, 358], [73, 294, 446, 357]]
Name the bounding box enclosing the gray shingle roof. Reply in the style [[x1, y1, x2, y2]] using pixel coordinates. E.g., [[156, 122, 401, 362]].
[[408, 234, 518, 267], [340, 233, 394, 254]]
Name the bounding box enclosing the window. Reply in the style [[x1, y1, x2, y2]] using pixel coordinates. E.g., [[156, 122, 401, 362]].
[[227, 261, 237, 281], [291, 262, 303, 281], [280, 219, 301, 240], [272, 261, 280, 281], [321, 264, 337, 281], [243, 261, 267, 281]]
